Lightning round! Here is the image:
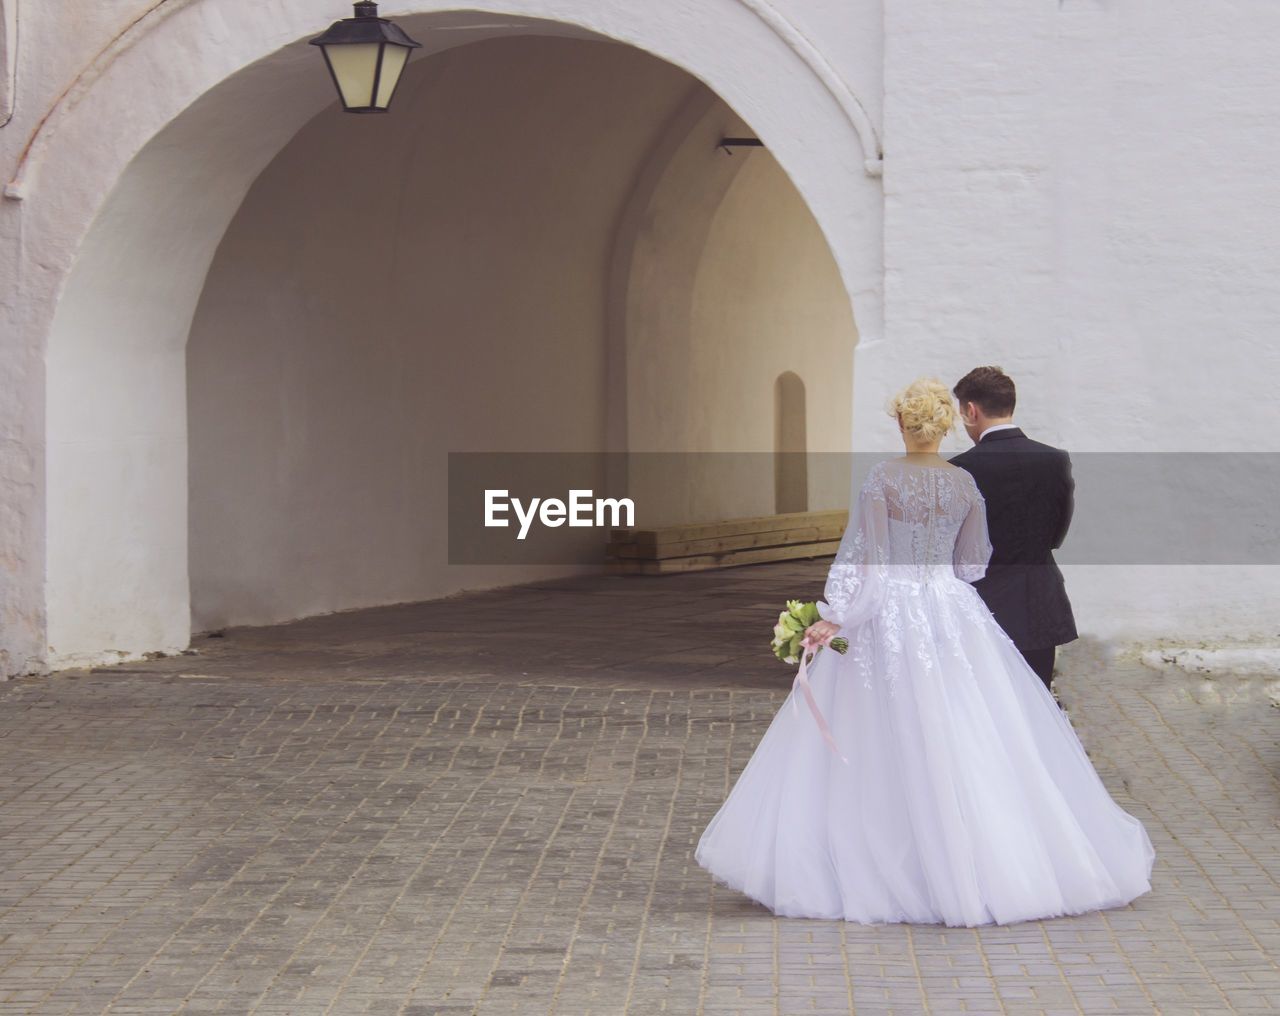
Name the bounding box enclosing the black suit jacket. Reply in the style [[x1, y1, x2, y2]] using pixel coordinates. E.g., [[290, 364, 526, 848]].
[[950, 428, 1078, 650]]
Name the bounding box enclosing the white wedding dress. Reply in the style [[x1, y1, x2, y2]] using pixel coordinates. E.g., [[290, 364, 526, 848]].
[[695, 458, 1155, 926]]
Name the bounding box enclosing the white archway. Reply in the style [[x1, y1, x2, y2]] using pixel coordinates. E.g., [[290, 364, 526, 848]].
[[11, 1, 883, 670]]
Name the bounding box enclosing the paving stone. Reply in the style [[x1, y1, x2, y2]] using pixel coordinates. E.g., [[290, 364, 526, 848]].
[[0, 561, 1276, 1013]]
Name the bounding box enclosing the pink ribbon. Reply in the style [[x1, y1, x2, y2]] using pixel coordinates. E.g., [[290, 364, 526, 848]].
[[791, 635, 850, 766]]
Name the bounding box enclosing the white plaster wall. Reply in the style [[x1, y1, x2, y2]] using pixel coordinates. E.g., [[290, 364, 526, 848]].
[[188, 37, 695, 631], [768, 0, 882, 135], [0, 1, 15, 125], [688, 154, 854, 463], [864, 0, 1280, 644], [624, 103, 856, 525]]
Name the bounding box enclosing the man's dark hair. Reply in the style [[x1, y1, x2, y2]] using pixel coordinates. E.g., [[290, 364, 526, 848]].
[[954, 366, 1016, 417]]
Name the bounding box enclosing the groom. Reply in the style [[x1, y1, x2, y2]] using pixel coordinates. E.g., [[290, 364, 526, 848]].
[[950, 367, 1077, 691]]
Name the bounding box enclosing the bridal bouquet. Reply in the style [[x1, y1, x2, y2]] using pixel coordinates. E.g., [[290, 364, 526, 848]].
[[771, 600, 848, 664]]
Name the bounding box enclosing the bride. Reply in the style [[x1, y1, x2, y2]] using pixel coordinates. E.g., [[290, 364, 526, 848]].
[[694, 378, 1154, 926]]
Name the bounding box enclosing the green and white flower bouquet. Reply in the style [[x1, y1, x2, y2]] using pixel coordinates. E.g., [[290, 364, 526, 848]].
[[771, 600, 848, 664]]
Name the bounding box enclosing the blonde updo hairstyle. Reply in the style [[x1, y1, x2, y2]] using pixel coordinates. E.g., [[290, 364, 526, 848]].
[[887, 377, 957, 443]]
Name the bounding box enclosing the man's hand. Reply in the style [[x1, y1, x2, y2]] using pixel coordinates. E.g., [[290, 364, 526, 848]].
[[804, 620, 842, 647]]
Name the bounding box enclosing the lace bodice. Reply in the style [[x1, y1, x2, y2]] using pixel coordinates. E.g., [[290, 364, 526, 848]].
[[882, 462, 985, 574], [817, 459, 992, 628]]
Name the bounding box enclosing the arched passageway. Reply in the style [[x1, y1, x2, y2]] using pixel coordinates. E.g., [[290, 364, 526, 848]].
[[186, 35, 857, 632], [26, 3, 882, 670]]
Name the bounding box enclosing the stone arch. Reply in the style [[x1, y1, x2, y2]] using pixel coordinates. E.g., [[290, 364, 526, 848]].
[[10, 1, 882, 670]]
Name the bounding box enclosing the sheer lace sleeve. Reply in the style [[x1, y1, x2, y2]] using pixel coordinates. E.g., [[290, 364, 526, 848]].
[[816, 466, 890, 629], [953, 479, 992, 583]]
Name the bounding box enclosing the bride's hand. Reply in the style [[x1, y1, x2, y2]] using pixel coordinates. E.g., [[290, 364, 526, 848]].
[[805, 620, 842, 647]]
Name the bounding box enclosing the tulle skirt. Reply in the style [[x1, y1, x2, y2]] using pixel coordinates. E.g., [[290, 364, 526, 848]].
[[694, 576, 1155, 926]]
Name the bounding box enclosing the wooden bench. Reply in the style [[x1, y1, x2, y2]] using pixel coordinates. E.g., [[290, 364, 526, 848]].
[[605, 509, 848, 574]]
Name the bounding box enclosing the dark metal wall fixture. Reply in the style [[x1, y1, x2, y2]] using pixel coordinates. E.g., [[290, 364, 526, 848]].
[[718, 137, 764, 154]]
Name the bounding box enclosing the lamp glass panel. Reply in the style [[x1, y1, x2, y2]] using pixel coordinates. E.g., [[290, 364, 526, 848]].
[[374, 46, 411, 108], [326, 43, 382, 108]]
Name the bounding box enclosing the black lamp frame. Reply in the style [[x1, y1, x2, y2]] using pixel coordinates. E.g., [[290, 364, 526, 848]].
[[309, 1, 423, 114]]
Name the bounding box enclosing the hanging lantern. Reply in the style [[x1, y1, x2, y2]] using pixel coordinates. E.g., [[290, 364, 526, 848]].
[[309, 1, 422, 113]]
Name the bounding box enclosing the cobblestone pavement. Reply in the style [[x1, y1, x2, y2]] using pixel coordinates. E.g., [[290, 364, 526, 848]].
[[1, 561, 1278, 1015]]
